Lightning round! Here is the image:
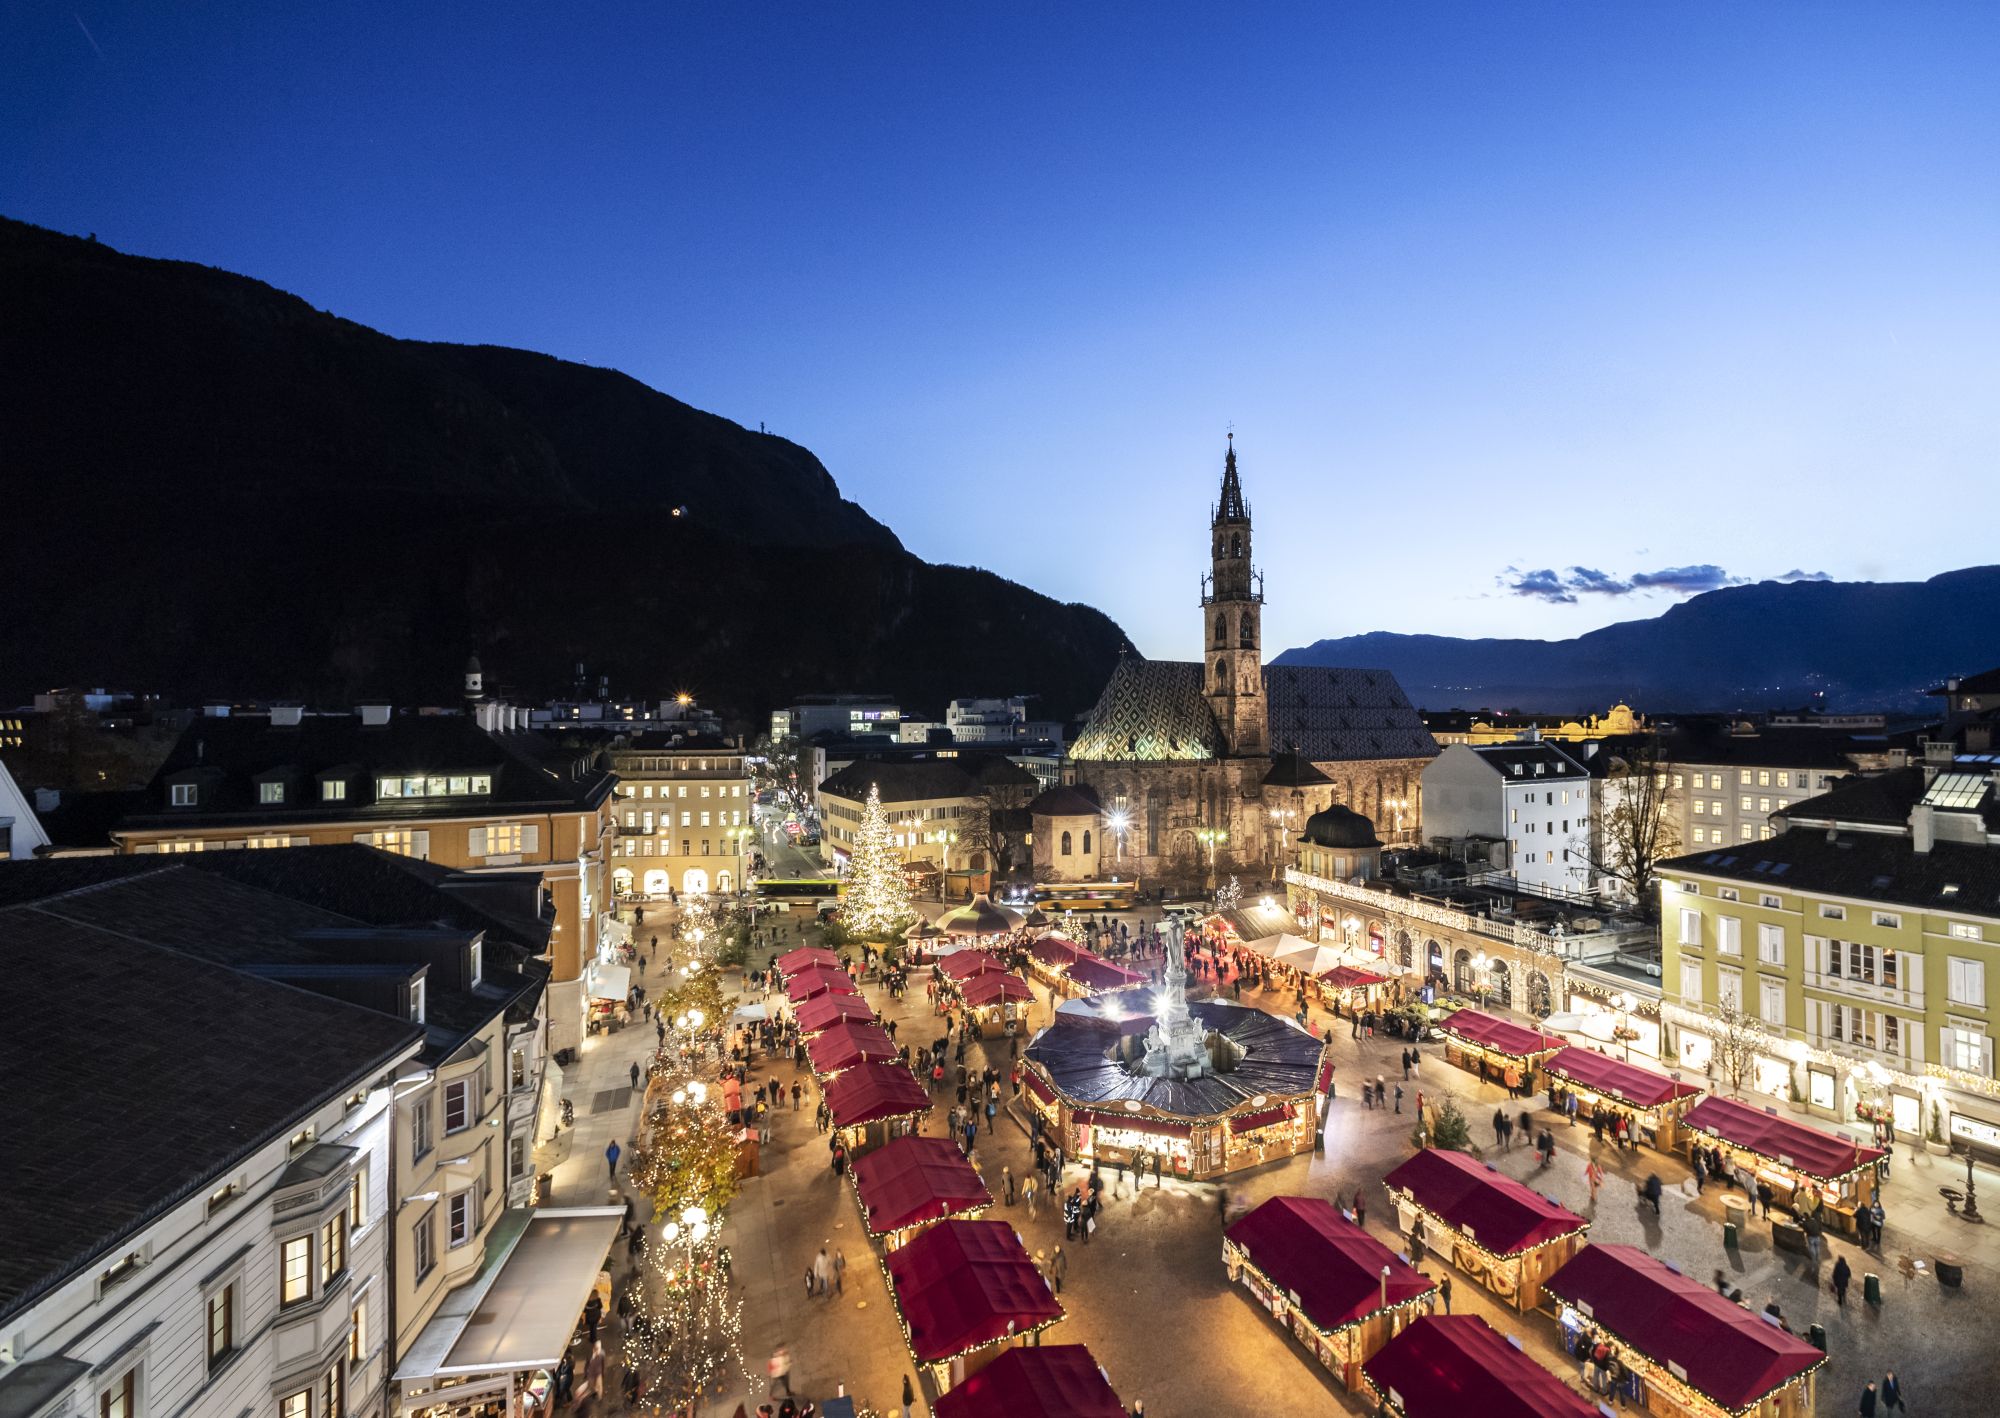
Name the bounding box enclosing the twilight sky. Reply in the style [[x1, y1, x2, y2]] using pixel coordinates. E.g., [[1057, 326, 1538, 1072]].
[[8, 4, 1999, 661]]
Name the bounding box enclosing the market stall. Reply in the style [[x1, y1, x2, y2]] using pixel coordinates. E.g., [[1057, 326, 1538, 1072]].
[[1318, 963, 1391, 1011], [824, 1060, 933, 1153], [1026, 935, 1083, 987], [1544, 1244, 1824, 1418], [1437, 1009, 1564, 1092], [883, 1218, 1064, 1392], [1362, 1314, 1600, 1418], [937, 895, 1024, 940], [795, 990, 879, 1034], [954, 969, 1035, 1032], [805, 1020, 899, 1079], [775, 944, 839, 978], [1679, 1096, 1883, 1233], [850, 1133, 994, 1249], [1543, 1047, 1701, 1152], [1065, 953, 1144, 996], [786, 964, 859, 1004], [931, 1345, 1124, 1418], [1382, 1148, 1589, 1311], [1223, 1196, 1436, 1392], [937, 949, 1006, 984]]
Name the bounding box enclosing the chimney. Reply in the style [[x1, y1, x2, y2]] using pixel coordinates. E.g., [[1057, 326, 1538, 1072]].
[[357, 702, 392, 727], [1911, 803, 1935, 855], [270, 704, 304, 728]]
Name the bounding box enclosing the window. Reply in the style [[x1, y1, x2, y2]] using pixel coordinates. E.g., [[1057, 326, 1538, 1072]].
[[1758, 771, 1771, 787], [413, 1210, 437, 1281], [171, 783, 197, 806], [1679, 908, 1702, 947], [448, 1188, 476, 1247], [510, 1135, 528, 1178], [260, 782, 285, 804], [1757, 923, 1785, 965], [1759, 979, 1786, 1029], [1949, 957, 1987, 1007], [1759, 893, 1781, 908], [1950, 922, 1983, 941], [319, 1214, 347, 1286], [1694, 799, 1707, 816], [1758, 797, 1771, 813], [349, 1173, 366, 1231], [369, 830, 423, 858], [349, 1301, 367, 1364], [468, 941, 482, 988], [280, 1394, 309, 1418], [1820, 903, 1846, 920], [1716, 887, 1738, 902], [100, 1373, 135, 1418], [510, 1047, 527, 1089], [1681, 880, 1699, 894], [1693, 827, 1708, 843], [1060, 831, 1072, 856], [445, 1078, 473, 1133], [319, 1364, 344, 1418], [1717, 966, 1743, 1011], [1739, 796, 1752, 812], [411, 1098, 433, 1159], [486, 823, 524, 855], [207, 1285, 234, 1366], [680, 810, 691, 827], [409, 977, 426, 1024], [1947, 1022, 1992, 1074], [1680, 960, 1703, 1005], [1717, 916, 1741, 955], [1873, 911, 1902, 929], [323, 779, 347, 801], [1777, 772, 1791, 789], [1082, 829, 1092, 855], [281, 1235, 313, 1307], [1739, 770, 1752, 785]]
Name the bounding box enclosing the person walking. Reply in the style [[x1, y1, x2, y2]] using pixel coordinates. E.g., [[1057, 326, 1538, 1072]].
[[1880, 1371, 1904, 1414], [605, 1139, 622, 1181], [1439, 1273, 1453, 1314], [1858, 1380, 1878, 1417], [1832, 1254, 1852, 1306], [1025, 1173, 1039, 1219], [767, 1346, 793, 1397], [833, 1246, 847, 1295], [812, 1246, 831, 1297], [1003, 1163, 1016, 1205], [1643, 1173, 1663, 1215], [1493, 1108, 1507, 1146], [1051, 1245, 1068, 1295], [629, 1061, 642, 1091], [901, 1375, 916, 1418], [1394, 1084, 1404, 1115]]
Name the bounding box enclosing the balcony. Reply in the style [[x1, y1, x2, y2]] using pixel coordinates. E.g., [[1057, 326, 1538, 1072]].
[[1803, 969, 1924, 1012]]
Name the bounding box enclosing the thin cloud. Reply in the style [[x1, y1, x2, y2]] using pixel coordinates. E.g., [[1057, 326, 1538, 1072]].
[[1501, 567, 1576, 604], [1775, 568, 1832, 583], [1629, 564, 1747, 595], [1497, 562, 1755, 602], [1564, 566, 1633, 596]]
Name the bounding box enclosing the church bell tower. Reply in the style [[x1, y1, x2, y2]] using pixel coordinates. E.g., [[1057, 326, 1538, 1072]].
[[1201, 435, 1265, 757]]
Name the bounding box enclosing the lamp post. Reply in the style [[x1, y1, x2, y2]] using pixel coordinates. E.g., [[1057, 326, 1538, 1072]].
[[1613, 991, 1637, 1061], [1197, 827, 1229, 892], [926, 828, 958, 900], [1385, 796, 1408, 845], [1107, 810, 1130, 863], [1266, 806, 1296, 870]]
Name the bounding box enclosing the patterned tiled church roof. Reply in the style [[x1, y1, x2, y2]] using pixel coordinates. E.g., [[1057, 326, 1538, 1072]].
[[1069, 658, 1437, 764]]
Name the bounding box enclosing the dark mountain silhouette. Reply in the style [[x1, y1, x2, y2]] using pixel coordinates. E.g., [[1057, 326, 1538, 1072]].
[[0, 218, 1126, 721], [1276, 569, 2000, 712]]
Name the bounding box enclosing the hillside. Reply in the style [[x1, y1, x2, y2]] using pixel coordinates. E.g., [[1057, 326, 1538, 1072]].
[[0, 218, 1126, 719], [1275, 568, 2000, 712]]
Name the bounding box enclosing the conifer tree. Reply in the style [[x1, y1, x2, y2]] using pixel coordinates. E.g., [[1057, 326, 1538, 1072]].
[[838, 782, 915, 941]]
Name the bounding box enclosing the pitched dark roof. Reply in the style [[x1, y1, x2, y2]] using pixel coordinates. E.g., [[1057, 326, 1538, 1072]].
[[1068, 658, 1222, 763], [1264, 665, 1438, 763], [121, 712, 613, 831], [1466, 742, 1589, 779], [1782, 766, 1923, 827], [1027, 786, 1102, 818], [1932, 668, 2000, 696], [818, 758, 982, 803], [1659, 828, 2000, 920], [1663, 730, 1871, 770], [1263, 751, 1332, 788], [0, 902, 422, 1325]]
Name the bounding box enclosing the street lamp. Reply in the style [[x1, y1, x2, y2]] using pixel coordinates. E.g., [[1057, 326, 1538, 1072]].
[[1266, 806, 1296, 869], [1197, 827, 1229, 890], [1107, 810, 1130, 863], [1613, 991, 1637, 1060], [1384, 797, 1408, 844], [926, 828, 959, 900], [1472, 950, 1490, 1008]]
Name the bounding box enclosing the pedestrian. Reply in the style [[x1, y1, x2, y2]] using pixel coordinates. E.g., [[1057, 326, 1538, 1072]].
[[629, 1061, 641, 1090], [1880, 1371, 1904, 1414], [791, 1080, 802, 1111], [1493, 1107, 1506, 1145], [605, 1139, 621, 1180], [1025, 1173, 1039, 1219], [767, 1346, 792, 1398], [1832, 1255, 1851, 1306], [1643, 1173, 1662, 1215], [1439, 1273, 1453, 1314], [833, 1246, 847, 1294], [1756, 1180, 1774, 1219], [1354, 1190, 1367, 1230], [1394, 1084, 1404, 1114], [1692, 1154, 1706, 1192], [1868, 1198, 1886, 1250], [1858, 1380, 1877, 1418], [1004, 1164, 1016, 1205], [901, 1374, 916, 1418], [812, 1246, 831, 1296]]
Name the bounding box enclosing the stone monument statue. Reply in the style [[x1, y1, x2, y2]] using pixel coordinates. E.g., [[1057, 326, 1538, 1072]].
[[1139, 918, 1213, 1079]]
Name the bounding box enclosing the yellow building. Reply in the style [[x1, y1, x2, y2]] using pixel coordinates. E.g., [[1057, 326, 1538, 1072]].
[[605, 736, 754, 897], [1451, 704, 1645, 746], [1659, 748, 2000, 1151]]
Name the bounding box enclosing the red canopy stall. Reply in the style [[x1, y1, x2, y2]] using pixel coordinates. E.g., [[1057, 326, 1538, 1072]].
[[795, 991, 878, 1034], [1437, 1009, 1565, 1092], [1319, 963, 1391, 1009], [824, 1061, 932, 1152], [885, 1219, 1063, 1390], [1363, 1314, 1600, 1418], [786, 965, 858, 1003], [1065, 955, 1144, 995], [1544, 1047, 1702, 1150], [1544, 1244, 1824, 1418], [938, 950, 1006, 983], [805, 1021, 898, 1079], [931, 1345, 1124, 1418], [1223, 1196, 1436, 1391], [1382, 1149, 1588, 1311], [775, 945, 839, 977], [849, 1134, 992, 1247], [1680, 1096, 1883, 1233], [954, 969, 1035, 1032]]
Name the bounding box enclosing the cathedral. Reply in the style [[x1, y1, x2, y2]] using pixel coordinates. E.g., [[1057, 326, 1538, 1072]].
[[1063, 440, 1438, 883]]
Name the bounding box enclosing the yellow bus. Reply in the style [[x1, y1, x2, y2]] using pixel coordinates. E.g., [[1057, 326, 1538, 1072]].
[[1033, 880, 1140, 913]]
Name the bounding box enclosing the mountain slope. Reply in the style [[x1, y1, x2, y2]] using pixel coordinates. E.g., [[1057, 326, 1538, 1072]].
[[1275, 568, 2000, 711], [0, 218, 1126, 718]]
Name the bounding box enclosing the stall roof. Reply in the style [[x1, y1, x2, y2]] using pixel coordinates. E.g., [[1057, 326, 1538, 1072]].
[[1543, 1245, 1825, 1413], [786, 965, 859, 1003], [587, 961, 630, 1002], [959, 972, 1034, 1007], [1382, 1149, 1587, 1257], [1363, 1315, 1600, 1418], [1206, 904, 1297, 946], [1322, 964, 1389, 990], [885, 1219, 1062, 1364], [806, 1021, 899, 1076], [1029, 937, 1083, 968], [1682, 1095, 1884, 1183], [397, 1208, 622, 1380], [1067, 955, 1144, 992], [1544, 1047, 1701, 1112], [776, 945, 839, 976], [1272, 940, 1350, 975], [1225, 1196, 1434, 1334], [795, 991, 877, 1033], [932, 1345, 1124, 1418], [850, 1134, 993, 1236], [824, 1061, 933, 1128], [938, 949, 1005, 982], [1438, 1009, 1563, 1061]]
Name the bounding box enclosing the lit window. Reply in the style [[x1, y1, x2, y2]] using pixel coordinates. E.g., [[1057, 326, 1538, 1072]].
[[319, 1365, 343, 1418], [260, 782, 285, 805], [445, 1079, 473, 1133], [280, 1235, 312, 1307], [448, 1188, 477, 1247], [171, 784, 197, 806], [349, 1173, 367, 1231], [279, 1392, 309, 1418], [486, 824, 524, 855], [1819, 903, 1846, 921], [349, 1302, 367, 1364], [1873, 911, 1901, 929], [207, 1285, 234, 1366], [322, 780, 347, 802], [319, 1215, 346, 1286]]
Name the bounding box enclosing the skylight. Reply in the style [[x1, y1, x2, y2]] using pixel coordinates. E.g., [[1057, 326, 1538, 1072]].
[[1923, 772, 1990, 810]]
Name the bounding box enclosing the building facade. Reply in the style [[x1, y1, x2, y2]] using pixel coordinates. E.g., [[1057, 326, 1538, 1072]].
[[816, 756, 1036, 873], [603, 738, 754, 898], [1420, 740, 1594, 897]]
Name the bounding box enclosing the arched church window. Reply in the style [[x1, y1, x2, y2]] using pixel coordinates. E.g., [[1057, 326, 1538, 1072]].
[[1214, 659, 1227, 691], [1231, 532, 1242, 558], [1060, 830, 1073, 856], [1239, 616, 1254, 649], [1214, 614, 1227, 646], [1082, 829, 1092, 855]]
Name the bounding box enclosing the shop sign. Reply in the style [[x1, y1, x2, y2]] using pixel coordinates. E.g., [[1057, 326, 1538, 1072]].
[[1950, 1114, 2000, 1149]]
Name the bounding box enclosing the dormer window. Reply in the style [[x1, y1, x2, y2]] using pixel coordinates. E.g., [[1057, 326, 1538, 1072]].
[[468, 941, 483, 988], [260, 782, 285, 805], [171, 783, 198, 807], [409, 977, 427, 1024], [323, 780, 347, 802]]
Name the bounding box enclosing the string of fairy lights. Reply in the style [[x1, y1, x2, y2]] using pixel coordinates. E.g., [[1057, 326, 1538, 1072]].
[[1545, 1289, 1827, 1417], [1223, 1237, 1438, 1362], [839, 783, 916, 942]]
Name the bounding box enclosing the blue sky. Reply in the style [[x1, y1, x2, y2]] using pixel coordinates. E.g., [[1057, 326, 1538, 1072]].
[[7, 3, 1998, 660]]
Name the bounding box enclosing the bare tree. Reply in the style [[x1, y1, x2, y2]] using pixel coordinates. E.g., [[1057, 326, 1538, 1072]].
[[1707, 1004, 1767, 1097], [749, 733, 815, 819], [1584, 734, 1681, 915]]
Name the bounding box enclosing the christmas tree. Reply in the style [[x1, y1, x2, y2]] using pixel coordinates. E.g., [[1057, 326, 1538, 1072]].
[[838, 782, 915, 941], [1214, 874, 1243, 914]]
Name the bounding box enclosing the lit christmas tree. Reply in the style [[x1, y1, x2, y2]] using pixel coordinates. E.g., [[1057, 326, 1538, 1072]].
[[1214, 874, 1243, 914], [838, 782, 916, 941]]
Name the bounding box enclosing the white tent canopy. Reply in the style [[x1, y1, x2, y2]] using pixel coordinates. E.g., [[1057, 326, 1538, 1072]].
[[1271, 939, 1350, 976]]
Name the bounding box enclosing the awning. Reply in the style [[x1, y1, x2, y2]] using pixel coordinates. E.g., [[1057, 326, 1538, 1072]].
[[1682, 1095, 1884, 1183], [776, 945, 839, 976], [885, 1220, 1062, 1364], [1024, 1070, 1055, 1105], [1364, 1315, 1600, 1418], [786, 966, 858, 1003], [806, 1022, 899, 1076], [1438, 1009, 1563, 1061], [1543, 1047, 1700, 1112], [1229, 1105, 1295, 1133], [586, 962, 630, 1002], [396, 1208, 622, 1381], [1067, 955, 1143, 992], [1321, 965, 1388, 990], [958, 972, 1033, 1007], [850, 1134, 993, 1236], [1073, 1110, 1190, 1138], [938, 950, 1005, 982], [824, 1061, 933, 1128], [796, 992, 879, 1033]]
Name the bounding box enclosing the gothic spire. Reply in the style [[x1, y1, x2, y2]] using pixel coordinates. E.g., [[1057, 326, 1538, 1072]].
[[1215, 430, 1247, 524]]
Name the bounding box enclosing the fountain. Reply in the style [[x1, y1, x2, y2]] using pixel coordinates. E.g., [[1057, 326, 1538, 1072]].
[[1137, 920, 1219, 1079]]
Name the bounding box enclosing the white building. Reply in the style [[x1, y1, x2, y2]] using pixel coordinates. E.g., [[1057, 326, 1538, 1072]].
[[1420, 737, 1594, 897], [0, 758, 50, 859]]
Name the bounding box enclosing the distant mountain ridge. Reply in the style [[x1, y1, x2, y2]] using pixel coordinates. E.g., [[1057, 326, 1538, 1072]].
[[1275, 568, 2000, 712], [0, 218, 1127, 719]]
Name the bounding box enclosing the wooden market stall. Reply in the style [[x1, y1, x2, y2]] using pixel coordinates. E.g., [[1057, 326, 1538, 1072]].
[[1065, 954, 1144, 996], [954, 968, 1035, 1033], [774, 944, 839, 978], [1026, 935, 1084, 989], [805, 1020, 899, 1080], [1544, 1244, 1824, 1418], [1543, 1046, 1702, 1151], [849, 1133, 993, 1249], [1679, 1096, 1884, 1234], [1318, 963, 1391, 1012], [794, 990, 878, 1034], [1362, 1314, 1601, 1418], [1223, 1196, 1437, 1392], [785, 964, 859, 1004], [884, 1219, 1064, 1392], [823, 1060, 933, 1154], [931, 1345, 1124, 1418], [1382, 1148, 1589, 1312], [1437, 1009, 1564, 1092]]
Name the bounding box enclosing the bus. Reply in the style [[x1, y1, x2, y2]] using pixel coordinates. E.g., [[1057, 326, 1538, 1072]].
[[756, 878, 840, 904], [1033, 880, 1141, 914]]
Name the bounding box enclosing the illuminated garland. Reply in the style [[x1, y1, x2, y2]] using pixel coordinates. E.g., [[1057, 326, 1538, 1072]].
[[1438, 1023, 1561, 1066], [872, 1244, 1065, 1377], [1680, 1119, 1873, 1185], [1383, 1188, 1587, 1266], [844, 1162, 993, 1241], [1541, 1064, 1694, 1117], [1550, 1292, 1826, 1417], [1224, 1239, 1437, 1346]]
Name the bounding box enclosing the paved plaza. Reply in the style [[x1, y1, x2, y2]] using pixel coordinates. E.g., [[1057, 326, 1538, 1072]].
[[552, 905, 2000, 1417]]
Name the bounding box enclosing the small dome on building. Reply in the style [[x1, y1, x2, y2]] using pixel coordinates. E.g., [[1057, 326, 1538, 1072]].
[[1300, 804, 1381, 849]]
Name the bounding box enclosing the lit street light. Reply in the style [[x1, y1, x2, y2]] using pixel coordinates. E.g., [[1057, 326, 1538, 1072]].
[[1197, 827, 1228, 890]]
